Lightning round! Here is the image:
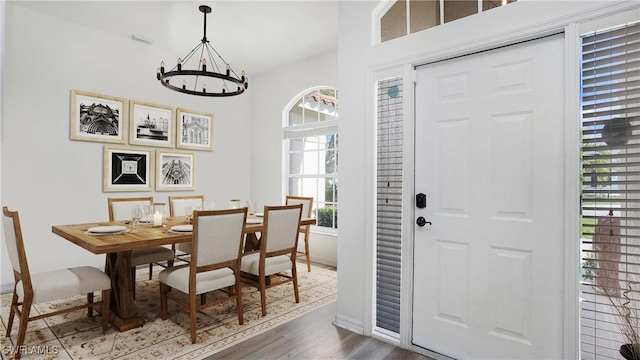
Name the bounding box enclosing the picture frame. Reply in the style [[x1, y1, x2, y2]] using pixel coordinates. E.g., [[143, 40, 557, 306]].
[[176, 108, 214, 151], [129, 100, 175, 148], [156, 150, 195, 191], [70, 89, 127, 143], [103, 146, 154, 192]]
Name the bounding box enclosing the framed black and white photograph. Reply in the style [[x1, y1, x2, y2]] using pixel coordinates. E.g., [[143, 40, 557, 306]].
[[129, 100, 175, 148], [156, 150, 195, 191], [71, 89, 127, 144], [176, 108, 214, 151], [103, 146, 153, 192]]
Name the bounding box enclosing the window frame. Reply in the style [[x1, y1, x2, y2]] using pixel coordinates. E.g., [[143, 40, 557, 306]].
[[283, 86, 339, 234]]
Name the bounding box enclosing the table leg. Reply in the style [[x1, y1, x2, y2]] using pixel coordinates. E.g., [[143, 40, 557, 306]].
[[244, 233, 260, 252], [105, 251, 144, 331]]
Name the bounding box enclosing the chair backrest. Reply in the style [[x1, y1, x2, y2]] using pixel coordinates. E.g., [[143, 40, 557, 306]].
[[262, 204, 303, 254], [2, 207, 31, 287], [169, 195, 205, 217], [192, 208, 247, 268], [108, 197, 153, 221], [285, 196, 313, 218]]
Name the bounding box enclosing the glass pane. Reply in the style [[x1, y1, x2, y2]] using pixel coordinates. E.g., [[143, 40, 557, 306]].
[[381, 0, 407, 43], [304, 136, 320, 151], [410, 0, 440, 33], [326, 149, 337, 175], [288, 97, 304, 126], [289, 177, 301, 196], [483, 0, 517, 11], [301, 178, 317, 198], [444, 0, 477, 23], [334, 178, 338, 202], [289, 151, 303, 175], [290, 138, 304, 151]]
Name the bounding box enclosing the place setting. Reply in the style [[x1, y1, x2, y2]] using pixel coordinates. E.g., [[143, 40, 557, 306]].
[[84, 225, 130, 236], [168, 224, 192, 234]]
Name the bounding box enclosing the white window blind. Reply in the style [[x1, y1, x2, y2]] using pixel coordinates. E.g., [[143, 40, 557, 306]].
[[580, 22, 640, 360], [375, 77, 403, 335]]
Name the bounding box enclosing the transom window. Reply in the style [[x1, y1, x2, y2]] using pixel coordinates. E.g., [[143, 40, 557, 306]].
[[284, 87, 338, 231], [376, 0, 518, 43]]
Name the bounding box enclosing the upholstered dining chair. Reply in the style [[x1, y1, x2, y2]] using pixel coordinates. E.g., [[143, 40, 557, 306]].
[[2, 206, 111, 359], [168, 195, 205, 260], [241, 203, 303, 316], [108, 197, 175, 291], [159, 207, 247, 344], [285, 196, 314, 272]]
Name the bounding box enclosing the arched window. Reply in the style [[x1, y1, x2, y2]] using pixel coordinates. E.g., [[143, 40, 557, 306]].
[[283, 87, 338, 230]]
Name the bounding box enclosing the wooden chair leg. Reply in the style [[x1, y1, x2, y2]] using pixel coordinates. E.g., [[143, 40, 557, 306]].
[[6, 291, 18, 336], [259, 271, 267, 316], [305, 237, 311, 272], [293, 265, 300, 303], [102, 289, 110, 331], [160, 283, 168, 320], [235, 278, 244, 325], [87, 293, 94, 317], [189, 293, 198, 344], [16, 297, 32, 355], [148, 263, 153, 280]]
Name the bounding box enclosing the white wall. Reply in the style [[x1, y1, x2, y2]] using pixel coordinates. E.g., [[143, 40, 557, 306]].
[[248, 50, 338, 267], [1, 4, 251, 287], [336, 0, 638, 346]]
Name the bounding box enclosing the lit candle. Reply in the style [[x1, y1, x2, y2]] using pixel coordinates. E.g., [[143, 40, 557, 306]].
[[153, 211, 163, 226], [177, 57, 182, 71]]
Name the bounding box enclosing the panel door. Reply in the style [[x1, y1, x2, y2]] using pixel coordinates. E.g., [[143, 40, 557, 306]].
[[412, 34, 566, 359]]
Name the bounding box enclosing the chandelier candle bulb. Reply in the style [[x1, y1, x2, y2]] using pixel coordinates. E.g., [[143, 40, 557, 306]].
[[201, 58, 207, 71], [177, 58, 182, 71], [182, 81, 186, 90], [160, 61, 165, 73]]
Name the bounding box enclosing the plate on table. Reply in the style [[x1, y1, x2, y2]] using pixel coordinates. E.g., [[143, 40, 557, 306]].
[[246, 218, 263, 224], [88, 225, 127, 234], [170, 224, 193, 232], [255, 212, 264, 217]]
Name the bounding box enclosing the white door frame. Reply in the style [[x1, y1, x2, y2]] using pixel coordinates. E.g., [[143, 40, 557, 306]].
[[365, 4, 639, 359]]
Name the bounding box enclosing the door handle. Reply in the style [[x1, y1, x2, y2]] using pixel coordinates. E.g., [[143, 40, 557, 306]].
[[416, 217, 432, 227]]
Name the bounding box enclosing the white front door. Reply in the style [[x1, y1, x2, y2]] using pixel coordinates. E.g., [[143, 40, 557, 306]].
[[412, 34, 566, 359]]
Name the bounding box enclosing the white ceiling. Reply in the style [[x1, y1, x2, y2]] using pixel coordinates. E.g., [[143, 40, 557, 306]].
[[10, 0, 339, 75]]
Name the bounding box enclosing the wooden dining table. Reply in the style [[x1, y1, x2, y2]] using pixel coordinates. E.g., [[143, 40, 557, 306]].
[[51, 215, 316, 332]]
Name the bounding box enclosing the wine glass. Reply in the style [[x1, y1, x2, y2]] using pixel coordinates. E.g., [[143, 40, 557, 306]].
[[131, 206, 142, 232], [184, 206, 193, 224], [142, 204, 150, 223], [246, 201, 257, 216]]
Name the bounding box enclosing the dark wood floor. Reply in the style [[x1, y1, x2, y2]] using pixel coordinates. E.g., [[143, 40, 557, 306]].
[[206, 300, 433, 360]]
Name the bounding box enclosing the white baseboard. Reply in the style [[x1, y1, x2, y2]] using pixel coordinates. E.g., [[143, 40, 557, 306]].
[[311, 255, 337, 268], [333, 313, 364, 335], [1, 282, 14, 295]]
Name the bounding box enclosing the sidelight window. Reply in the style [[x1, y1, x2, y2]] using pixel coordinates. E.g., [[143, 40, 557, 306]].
[[580, 21, 640, 360]]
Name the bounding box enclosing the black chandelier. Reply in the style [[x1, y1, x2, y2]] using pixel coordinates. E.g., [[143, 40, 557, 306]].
[[156, 5, 248, 97]]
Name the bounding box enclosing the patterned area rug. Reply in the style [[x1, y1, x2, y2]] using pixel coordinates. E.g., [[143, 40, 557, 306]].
[[0, 264, 337, 359]]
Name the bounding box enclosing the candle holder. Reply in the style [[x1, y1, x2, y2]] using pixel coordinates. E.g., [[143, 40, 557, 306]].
[[150, 202, 166, 227]]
